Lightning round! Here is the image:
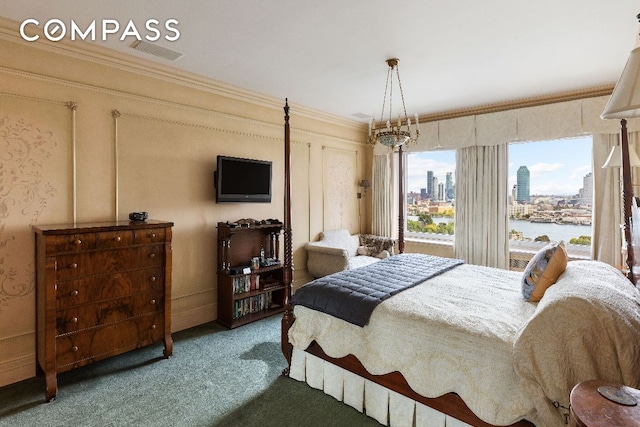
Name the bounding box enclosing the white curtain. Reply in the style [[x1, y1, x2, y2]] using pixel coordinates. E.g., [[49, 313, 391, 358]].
[[372, 152, 393, 237], [593, 130, 640, 267], [454, 144, 509, 268], [592, 133, 622, 266]]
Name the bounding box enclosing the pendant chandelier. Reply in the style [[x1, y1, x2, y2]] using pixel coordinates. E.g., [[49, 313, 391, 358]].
[[368, 58, 420, 148]]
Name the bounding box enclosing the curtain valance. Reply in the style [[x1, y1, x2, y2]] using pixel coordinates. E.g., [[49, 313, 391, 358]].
[[403, 95, 640, 152]]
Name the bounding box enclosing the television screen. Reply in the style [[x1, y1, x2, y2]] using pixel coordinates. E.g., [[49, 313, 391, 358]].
[[215, 156, 272, 203]]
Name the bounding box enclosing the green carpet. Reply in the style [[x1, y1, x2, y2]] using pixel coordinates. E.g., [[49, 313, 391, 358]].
[[0, 316, 380, 426]]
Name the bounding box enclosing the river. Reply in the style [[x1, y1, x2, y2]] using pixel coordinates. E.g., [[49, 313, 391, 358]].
[[409, 216, 591, 242], [507, 219, 591, 242]]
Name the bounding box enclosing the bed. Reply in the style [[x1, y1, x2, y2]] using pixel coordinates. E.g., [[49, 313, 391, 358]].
[[278, 101, 640, 427]]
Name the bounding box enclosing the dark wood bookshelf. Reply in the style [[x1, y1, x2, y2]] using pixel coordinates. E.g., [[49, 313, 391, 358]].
[[217, 219, 285, 328]]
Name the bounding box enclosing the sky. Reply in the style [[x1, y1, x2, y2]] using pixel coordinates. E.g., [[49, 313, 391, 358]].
[[407, 136, 593, 196]]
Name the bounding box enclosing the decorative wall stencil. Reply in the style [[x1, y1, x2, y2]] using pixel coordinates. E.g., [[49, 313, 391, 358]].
[[322, 147, 358, 231], [0, 115, 57, 306], [0, 96, 72, 327]]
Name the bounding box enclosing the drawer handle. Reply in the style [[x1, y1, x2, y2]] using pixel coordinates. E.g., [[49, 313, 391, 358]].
[[70, 317, 78, 323], [69, 263, 78, 269], [150, 324, 156, 330], [70, 290, 79, 297], [114, 236, 122, 242], [150, 233, 156, 238], [150, 299, 156, 305], [73, 239, 82, 245], [149, 253, 156, 258], [72, 346, 79, 352], [149, 276, 157, 282]]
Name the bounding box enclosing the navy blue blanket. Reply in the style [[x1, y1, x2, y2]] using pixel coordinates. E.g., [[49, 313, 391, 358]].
[[292, 253, 464, 327]]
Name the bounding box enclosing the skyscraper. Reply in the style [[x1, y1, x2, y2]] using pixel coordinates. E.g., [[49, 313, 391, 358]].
[[445, 172, 454, 200], [580, 172, 593, 206], [426, 171, 434, 199], [432, 176, 439, 200], [516, 166, 530, 203]]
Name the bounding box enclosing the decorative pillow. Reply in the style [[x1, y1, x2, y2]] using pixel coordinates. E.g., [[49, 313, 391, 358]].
[[357, 245, 377, 256], [359, 234, 396, 256], [375, 250, 391, 259], [522, 241, 568, 302]]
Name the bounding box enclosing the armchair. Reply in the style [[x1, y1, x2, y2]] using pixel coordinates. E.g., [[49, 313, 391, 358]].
[[305, 229, 396, 278]]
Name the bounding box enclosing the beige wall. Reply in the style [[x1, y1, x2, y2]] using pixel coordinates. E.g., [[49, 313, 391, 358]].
[[0, 18, 372, 387]]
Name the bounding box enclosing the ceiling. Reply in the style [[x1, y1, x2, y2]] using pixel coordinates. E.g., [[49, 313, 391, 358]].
[[1, 0, 639, 122]]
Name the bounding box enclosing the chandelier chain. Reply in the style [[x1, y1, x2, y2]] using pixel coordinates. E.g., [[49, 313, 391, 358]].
[[395, 64, 410, 122], [380, 66, 392, 124], [388, 68, 393, 123]]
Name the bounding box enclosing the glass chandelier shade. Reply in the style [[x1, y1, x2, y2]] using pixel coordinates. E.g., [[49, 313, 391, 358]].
[[368, 58, 420, 148]]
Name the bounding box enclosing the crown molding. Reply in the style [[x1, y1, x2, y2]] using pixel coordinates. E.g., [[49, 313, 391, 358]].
[[0, 17, 362, 130], [418, 85, 614, 123]]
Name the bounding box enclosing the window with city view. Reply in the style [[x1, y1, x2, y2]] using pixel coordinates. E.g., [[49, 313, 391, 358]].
[[406, 150, 456, 239], [509, 136, 592, 252], [405, 136, 593, 253]]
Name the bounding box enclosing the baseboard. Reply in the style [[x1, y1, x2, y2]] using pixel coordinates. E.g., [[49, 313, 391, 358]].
[[0, 333, 35, 388], [171, 302, 217, 332]]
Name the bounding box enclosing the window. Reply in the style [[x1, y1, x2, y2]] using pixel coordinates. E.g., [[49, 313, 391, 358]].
[[508, 136, 592, 256], [406, 150, 456, 240], [404, 137, 592, 255]]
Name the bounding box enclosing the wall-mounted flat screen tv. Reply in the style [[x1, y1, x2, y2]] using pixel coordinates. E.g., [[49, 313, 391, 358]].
[[215, 155, 272, 203]]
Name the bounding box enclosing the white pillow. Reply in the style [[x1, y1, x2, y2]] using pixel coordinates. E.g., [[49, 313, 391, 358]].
[[375, 250, 390, 259]]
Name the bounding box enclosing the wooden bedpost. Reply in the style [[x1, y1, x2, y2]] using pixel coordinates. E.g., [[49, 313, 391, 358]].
[[398, 144, 405, 254], [620, 119, 636, 285], [281, 99, 295, 374]]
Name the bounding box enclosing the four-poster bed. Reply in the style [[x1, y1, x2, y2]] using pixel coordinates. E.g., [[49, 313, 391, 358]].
[[279, 101, 640, 427]]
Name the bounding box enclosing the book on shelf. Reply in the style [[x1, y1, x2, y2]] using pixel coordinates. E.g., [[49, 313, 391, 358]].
[[232, 275, 251, 294], [260, 277, 280, 290], [232, 292, 275, 319], [233, 273, 268, 294]]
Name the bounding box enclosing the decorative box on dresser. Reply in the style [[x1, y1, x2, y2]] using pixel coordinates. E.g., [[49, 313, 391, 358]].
[[34, 220, 174, 402], [217, 219, 286, 329]]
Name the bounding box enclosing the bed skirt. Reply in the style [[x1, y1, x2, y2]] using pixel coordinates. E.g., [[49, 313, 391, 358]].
[[290, 347, 472, 427]]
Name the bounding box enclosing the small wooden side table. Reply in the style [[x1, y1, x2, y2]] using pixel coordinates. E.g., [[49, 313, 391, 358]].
[[570, 380, 640, 426]]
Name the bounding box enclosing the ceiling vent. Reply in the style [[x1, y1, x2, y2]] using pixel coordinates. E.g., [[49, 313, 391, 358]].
[[130, 40, 183, 61]]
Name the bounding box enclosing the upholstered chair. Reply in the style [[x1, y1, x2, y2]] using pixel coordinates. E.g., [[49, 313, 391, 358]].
[[305, 229, 396, 278]]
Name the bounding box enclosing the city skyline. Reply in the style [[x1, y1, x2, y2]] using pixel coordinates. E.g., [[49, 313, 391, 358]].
[[407, 135, 592, 196]]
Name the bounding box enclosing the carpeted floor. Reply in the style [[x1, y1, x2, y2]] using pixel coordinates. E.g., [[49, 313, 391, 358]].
[[0, 316, 380, 426]]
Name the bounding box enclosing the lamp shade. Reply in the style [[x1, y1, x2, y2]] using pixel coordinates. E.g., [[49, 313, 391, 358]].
[[602, 144, 640, 168], [601, 18, 640, 119]]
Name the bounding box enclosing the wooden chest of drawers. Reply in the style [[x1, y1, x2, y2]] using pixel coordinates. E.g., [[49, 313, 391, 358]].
[[34, 220, 173, 402]]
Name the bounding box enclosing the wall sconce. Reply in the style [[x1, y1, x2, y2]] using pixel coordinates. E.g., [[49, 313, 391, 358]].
[[358, 179, 371, 199]]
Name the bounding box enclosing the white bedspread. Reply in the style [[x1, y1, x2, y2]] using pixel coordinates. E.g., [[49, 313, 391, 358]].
[[514, 261, 640, 426], [288, 260, 640, 427]]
